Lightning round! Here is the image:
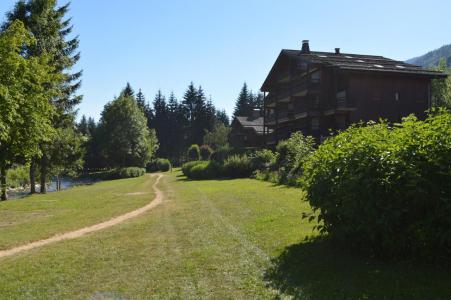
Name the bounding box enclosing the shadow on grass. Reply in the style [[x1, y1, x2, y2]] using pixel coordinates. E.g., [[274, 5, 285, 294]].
[[265, 238, 451, 300]]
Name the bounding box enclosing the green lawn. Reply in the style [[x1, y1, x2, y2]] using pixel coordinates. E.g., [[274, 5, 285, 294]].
[[0, 171, 451, 299], [0, 174, 156, 250]]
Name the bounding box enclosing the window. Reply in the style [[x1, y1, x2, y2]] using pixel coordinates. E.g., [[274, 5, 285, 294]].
[[311, 118, 320, 131], [310, 71, 321, 83], [395, 92, 400, 101], [311, 95, 320, 108]]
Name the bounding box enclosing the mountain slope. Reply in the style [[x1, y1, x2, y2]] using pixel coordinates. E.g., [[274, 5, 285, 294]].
[[406, 44, 451, 68]]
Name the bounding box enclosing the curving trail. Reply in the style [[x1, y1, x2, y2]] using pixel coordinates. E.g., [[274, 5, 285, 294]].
[[0, 174, 164, 259]]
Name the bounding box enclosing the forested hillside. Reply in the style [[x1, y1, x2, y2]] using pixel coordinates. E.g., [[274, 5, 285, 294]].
[[407, 44, 451, 67]]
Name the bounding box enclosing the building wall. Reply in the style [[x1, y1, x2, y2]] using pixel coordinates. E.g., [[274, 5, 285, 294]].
[[347, 73, 430, 123]]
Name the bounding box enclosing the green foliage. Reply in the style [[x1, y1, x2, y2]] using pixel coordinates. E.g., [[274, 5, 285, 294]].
[[45, 127, 85, 178], [6, 165, 30, 188], [87, 167, 146, 180], [223, 155, 254, 178], [199, 145, 213, 160], [210, 145, 232, 163], [97, 95, 159, 168], [187, 144, 201, 161], [431, 58, 451, 108], [156, 158, 171, 172], [250, 149, 277, 171], [0, 20, 59, 199], [276, 132, 315, 186], [185, 161, 222, 180], [302, 110, 451, 259], [181, 161, 204, 177], [203, 123, 231, 149], [406, 43, 451, 68]]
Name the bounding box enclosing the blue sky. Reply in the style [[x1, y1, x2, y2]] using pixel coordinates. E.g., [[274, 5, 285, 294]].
[[1, 0, 450, 121]]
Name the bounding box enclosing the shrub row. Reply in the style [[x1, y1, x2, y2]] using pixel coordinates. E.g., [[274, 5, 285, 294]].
[[181, 154, 255, 180], [302, 110, 451, 259], [85, 167, 146, 180]]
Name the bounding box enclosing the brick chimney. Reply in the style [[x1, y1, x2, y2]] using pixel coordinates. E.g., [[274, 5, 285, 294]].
[[335, 48, 340, 54], [301, 40, 310, 53]]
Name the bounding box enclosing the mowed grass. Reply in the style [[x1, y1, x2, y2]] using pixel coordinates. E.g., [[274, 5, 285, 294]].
[[0, 174, 156, 250], [0, 171, 451, 299]]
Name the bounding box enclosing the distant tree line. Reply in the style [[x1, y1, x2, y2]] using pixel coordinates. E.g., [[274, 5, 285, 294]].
[[79, 82, 234, 167]]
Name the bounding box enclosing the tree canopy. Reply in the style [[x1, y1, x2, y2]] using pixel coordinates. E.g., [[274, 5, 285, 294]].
[[97, 94, 158, 168], [0, 20, 60, 199]]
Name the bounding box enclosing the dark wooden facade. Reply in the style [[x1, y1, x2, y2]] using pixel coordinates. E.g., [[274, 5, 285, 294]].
[[229, 116, 264, 149], [261, 41, 447, 145]]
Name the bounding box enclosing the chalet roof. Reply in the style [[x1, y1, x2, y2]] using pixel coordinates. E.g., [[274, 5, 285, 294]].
[[261, 49, 447, 90], [234, 116, 264, 135]]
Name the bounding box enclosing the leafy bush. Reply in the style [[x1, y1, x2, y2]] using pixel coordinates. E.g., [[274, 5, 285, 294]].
[[187, 144, 201, 161], [156, 158, 171, 172], [114, 167, 146, 178], [223, 154, 254, 178], [181, 160, 222, 180], [6, 165, 30, 188], [302, 110, 451, 260], [181, 161, 204, 177], [187, 161, 222, 180], [250, 149, 277, 171], [276, 132, 315, 186], [199, 145, 213, 160], [88, 167, 146, 180], [210, 145, 232, 163]]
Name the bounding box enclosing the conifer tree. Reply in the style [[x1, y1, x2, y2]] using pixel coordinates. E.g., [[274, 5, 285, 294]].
[[120, 82, 135, 98], [233, 82, 253, 118]]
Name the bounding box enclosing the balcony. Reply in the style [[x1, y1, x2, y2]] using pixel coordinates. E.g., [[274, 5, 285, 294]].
[[265, 77, 320, 106]]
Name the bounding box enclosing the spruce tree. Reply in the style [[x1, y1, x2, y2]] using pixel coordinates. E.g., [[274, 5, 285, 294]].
[[120, 82, 135, 98], [233, 82, 253, 118], [136, 88, 146, 112], [152, 90, 169, 157]]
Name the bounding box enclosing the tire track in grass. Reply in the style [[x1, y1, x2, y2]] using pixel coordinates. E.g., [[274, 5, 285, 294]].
[[0, 174, 164, 259]]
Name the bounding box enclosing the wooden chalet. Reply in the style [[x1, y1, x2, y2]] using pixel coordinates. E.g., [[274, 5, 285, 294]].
[[261, 40, 447, 145], [230, 113, 265, 149]]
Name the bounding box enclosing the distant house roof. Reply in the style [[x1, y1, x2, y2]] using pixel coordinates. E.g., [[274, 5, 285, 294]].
[[234, 116, 264, 135], [262, 49, 447, 90]]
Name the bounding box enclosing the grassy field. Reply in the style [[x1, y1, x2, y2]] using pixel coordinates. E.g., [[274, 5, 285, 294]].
[[1, 171, 451, 299], [0, 175, 156, 250]]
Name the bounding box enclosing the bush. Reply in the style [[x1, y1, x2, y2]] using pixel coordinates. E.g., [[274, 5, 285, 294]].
[[250, 149, 277, 171], [302, 110, 451, 260], [181, 160, 221, 180], [114, 167, 146, 179], [223, 154, 254, 178], [156, 158, 171, 172], [181, 161, 204, 177], [187, 161, 222, 180], [187, 144, 201, 161], [88, 167, 146, 180], [276, 132, 315, 186], [199, 145, 213, 160], [210, 145, 232, 163]]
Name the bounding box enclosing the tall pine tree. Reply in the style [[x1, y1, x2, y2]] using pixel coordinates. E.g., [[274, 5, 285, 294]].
[[233, 82, 253, 118]]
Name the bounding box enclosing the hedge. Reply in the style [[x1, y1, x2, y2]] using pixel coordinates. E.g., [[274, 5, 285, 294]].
[[302, 110, 451, 260]]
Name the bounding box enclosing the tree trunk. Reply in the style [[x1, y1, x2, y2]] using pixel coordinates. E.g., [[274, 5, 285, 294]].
[[1, 166, 7, 201], [40, 156, 47, 194], [30, 159, 36, 194]]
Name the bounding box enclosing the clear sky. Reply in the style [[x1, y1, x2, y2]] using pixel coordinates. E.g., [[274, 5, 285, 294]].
[[1, 0, 450, 121]]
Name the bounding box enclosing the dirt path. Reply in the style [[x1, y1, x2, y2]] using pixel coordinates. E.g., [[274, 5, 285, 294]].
[[0, 174, 164, 259]]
